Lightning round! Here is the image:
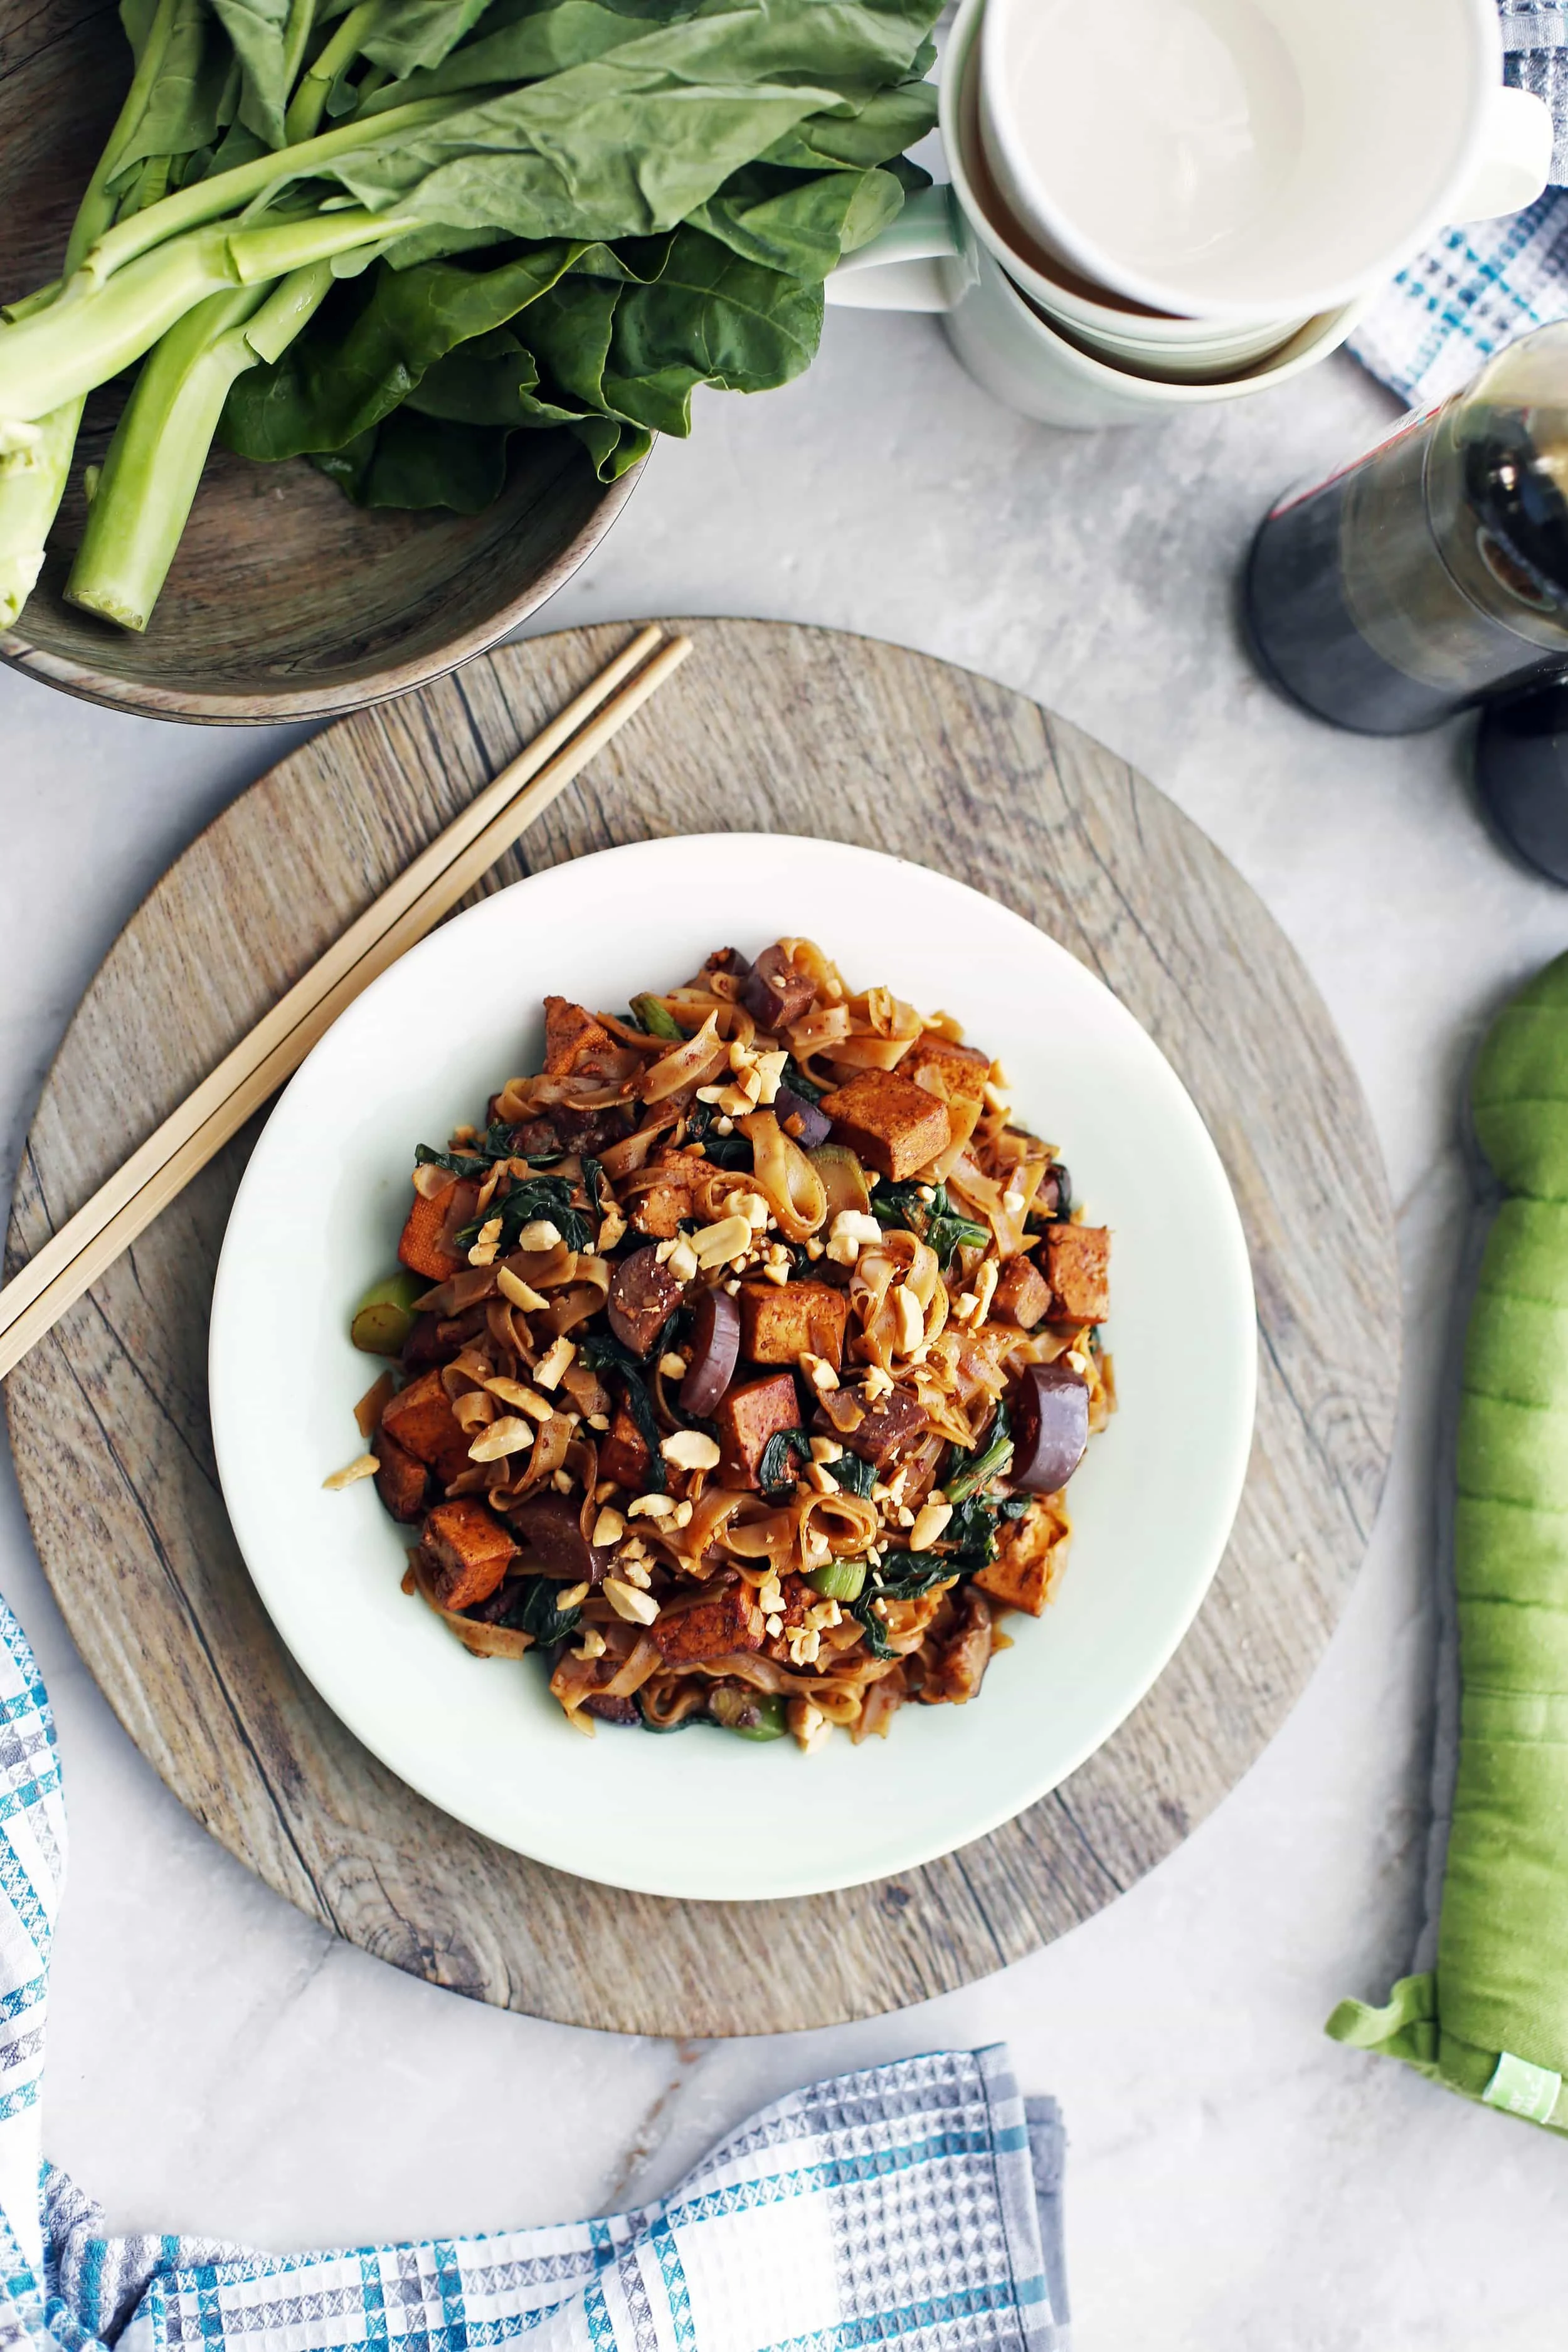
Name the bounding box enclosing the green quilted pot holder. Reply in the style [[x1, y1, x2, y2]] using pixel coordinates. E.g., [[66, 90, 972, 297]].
[[1328, 952, 1568, 2132]]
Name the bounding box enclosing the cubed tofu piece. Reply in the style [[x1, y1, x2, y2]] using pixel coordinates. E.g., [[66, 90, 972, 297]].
[[650, 1582, 763, 1663], [901, 1032, 991, 1094], [992, 1254, 1051, 1331], [975, 1505, 1068, 1616], [597, 1397, 651, 1490], [738, 1279, 850, 1369], [421, 1497, 517, 1610], [380, 1367, 474, 1486], [1042, 1224, 1110, 1327], [716, 1370, 803, 1488], [628, 1155, 705, 1240], [373, 1427, 429, 1523], [818, 1069, 951, 1182], [397, 1178, 479, 1283], [543, 995, 613, 1076]]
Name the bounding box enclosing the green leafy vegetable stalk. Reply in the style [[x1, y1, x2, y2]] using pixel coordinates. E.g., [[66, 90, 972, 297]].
[[0, 0, 941, 631]]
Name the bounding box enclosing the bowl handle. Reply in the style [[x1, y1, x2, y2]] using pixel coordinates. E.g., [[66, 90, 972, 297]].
[[1451, 83, 1554, 223], [824, 185, 960, 313]]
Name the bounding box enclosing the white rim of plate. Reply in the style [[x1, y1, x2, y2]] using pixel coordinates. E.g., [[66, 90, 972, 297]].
[[209, 834, 1258, 1900]]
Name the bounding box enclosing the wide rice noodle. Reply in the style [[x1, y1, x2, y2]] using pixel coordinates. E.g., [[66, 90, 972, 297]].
[[641, 1010, 728, 1102], [739, 1110, 827, 1239]]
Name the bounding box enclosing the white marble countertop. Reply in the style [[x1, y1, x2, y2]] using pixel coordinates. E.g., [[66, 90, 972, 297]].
[[6, 305, 1568, 2350]]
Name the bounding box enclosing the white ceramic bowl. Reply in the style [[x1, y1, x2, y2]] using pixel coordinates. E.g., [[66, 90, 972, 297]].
[[209, 835, 1257, 1900], [942, 0, 1307, 383]]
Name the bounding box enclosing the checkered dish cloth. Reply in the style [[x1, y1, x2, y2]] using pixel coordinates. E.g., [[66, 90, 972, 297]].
[[1350, 5, 1568, 403], [0, 1599, 1069, 2352]]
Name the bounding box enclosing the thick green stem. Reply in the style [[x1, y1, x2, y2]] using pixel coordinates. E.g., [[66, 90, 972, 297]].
[[68, 0, 183, 271], [0, 403, 83, 625], [0, 209, 411, 420], [78, 95, 458, 285], [0, 0, 183, 627], [66, 262, 333, 631], [282, 0, 319, 97], [285, 0, 386, 143]]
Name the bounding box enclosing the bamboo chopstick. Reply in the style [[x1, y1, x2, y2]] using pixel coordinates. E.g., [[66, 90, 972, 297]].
[[0, 626, 692, 1383]]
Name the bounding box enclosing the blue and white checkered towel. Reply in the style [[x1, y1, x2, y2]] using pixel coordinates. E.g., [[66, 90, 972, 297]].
[[0, 1596, 1069, 2352], [1351, 4, 1568, 402]]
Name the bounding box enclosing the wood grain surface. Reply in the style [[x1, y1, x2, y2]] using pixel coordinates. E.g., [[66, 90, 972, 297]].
[[3, 618, 1401, 2036], [0, 0, 640, 725]]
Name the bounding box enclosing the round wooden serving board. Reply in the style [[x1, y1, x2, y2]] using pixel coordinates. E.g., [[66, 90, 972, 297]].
[[4, 619, 1400, 2037]]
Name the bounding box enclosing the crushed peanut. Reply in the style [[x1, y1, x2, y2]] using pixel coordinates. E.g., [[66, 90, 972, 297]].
[[800, 1351, 839, 1392], [604, 1577, 659, 1625], [534, 1336, 576, 1389], [518, 1217, 564, 1251], [551, 1468, 574, 1494], [467, 1416, 534, 1462], [628, 1493, 676, 1519], [803, 1237, 825, 1260], [668, 1236, 701, 1283], [692, 1212, 752, 1268], [825, 1208, 882, 1265], [592, 1507, 625, 1546], [790, 1698, 831, 1754], [808, 1437, 844, 1465], [596, 1208, 627, 1253], [864, 1365, 895, 1402], [765, 1613, 785, 1638], [618, 1554, 653, 1590], [467, 1214, 504, 1267], [658, 1352, 688, 1379], [497, 1266, 550, 1313], [575, 1626, 608, 1660], [787, 1626, 822, 1666], [661, 1429, 721, 1472], [587, 1411, 611, 1433], [758, 1573, 784, 1613], [761, 1261, 790, 1287], [909, 1500, 953, 1550], [893, 1284, 924, 1355], [805, 1462, 839, 1494]]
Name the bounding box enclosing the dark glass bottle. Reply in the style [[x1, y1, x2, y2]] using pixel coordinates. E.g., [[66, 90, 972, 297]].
[[1244, 324, 1568, 734], [1476, 677, 1568, 884]]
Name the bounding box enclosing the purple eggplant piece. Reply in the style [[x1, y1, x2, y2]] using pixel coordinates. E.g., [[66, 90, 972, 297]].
[[1010, 1362, 1089, 1494], [679, 1286, 742, 1416]]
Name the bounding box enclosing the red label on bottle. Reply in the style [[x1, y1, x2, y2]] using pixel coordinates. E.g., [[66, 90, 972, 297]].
[[1268, 401, 1446, 519]]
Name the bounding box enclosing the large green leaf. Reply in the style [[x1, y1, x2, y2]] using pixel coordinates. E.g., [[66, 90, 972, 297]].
[[220, 239, 582, 456], [596, 225, 822, 432], [209, 0, 292, 145], [107, 0, 237, 183], [363, 0, 494, 76], [327, 0, 936, 240]]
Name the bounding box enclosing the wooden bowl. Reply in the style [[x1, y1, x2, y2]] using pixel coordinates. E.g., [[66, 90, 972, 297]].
[[0, 0, 642, 724]]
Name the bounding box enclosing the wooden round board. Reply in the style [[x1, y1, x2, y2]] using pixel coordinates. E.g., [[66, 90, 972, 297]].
[[4, 619, 1401, 2037]]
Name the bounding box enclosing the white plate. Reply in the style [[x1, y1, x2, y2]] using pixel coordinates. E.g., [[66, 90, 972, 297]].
[[209, 835, 1256, 1900]]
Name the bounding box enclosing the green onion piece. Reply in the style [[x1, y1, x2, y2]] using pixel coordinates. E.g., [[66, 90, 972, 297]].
[[709, 1688, 788, 1741], [944, 1402, 1014, 1503], [350, 1269, 425, 1354], [807, 1556, 867, 1602], [630, 992, 685, 1042]]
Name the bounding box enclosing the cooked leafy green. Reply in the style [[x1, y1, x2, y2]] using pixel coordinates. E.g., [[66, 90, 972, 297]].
[[505, 1574, 583, 1645], [830, 1449, 876, 1498], [758, 1424, 813, 1495], [942, 1401, 1013, 1504], [578, 1332, 666, 1489], [453, 1170, 593, 1254], [871, 1179, 989, 1271]]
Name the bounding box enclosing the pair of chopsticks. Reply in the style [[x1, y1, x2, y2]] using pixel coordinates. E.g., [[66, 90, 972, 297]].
[[0, 623, 691, 1384]]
